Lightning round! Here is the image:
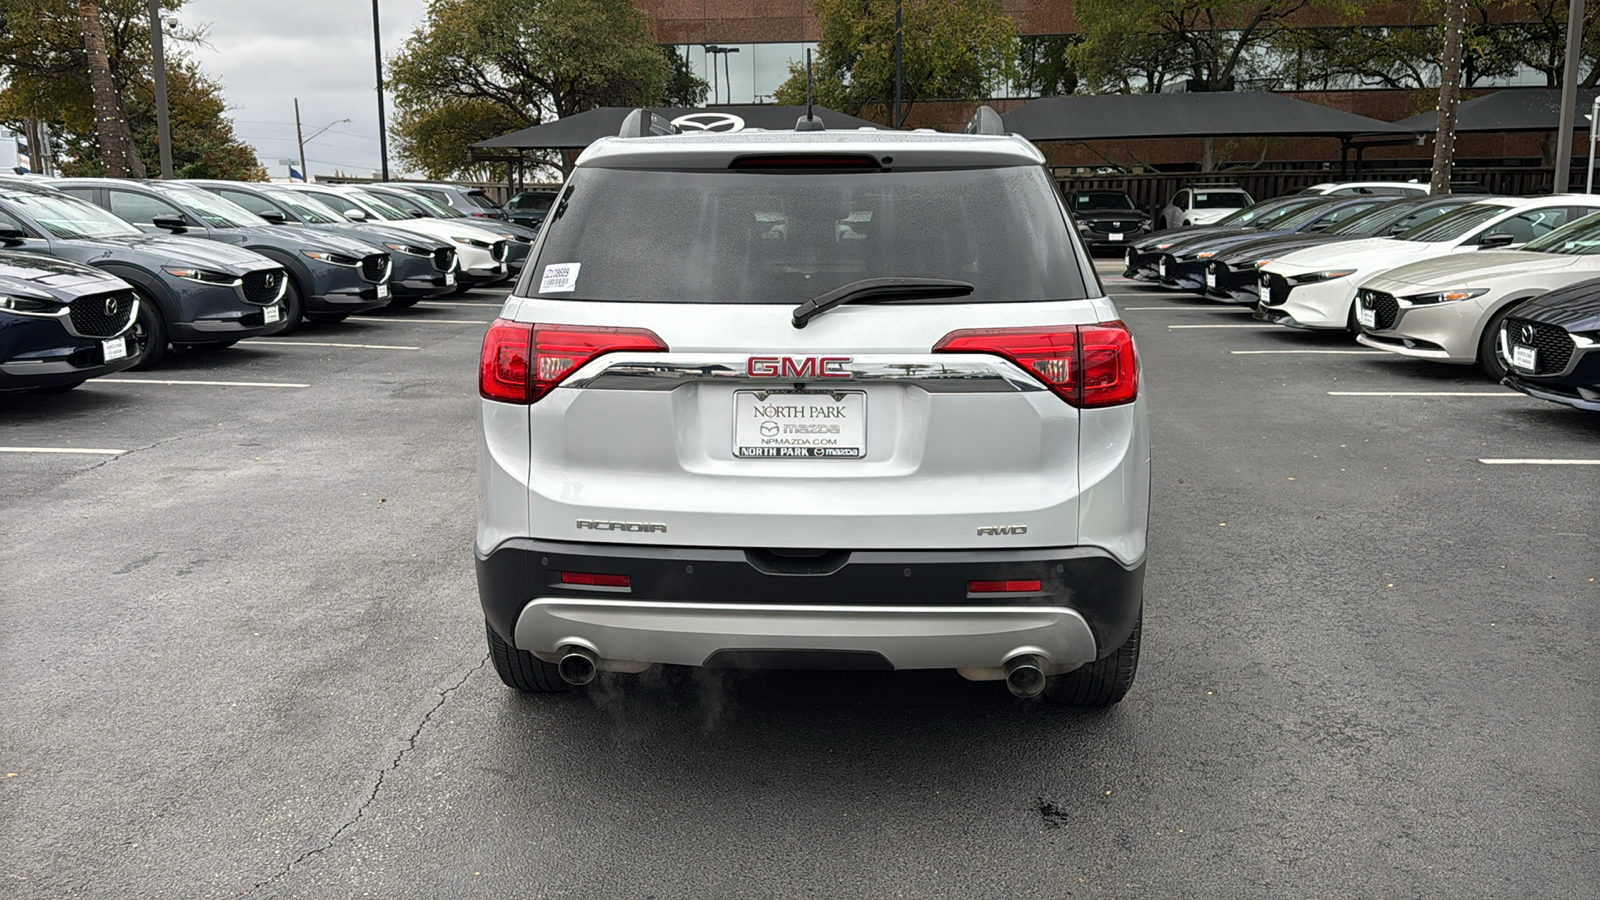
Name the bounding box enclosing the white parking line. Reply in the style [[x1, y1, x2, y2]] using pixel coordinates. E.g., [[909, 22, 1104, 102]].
[[0, 446, 125, 455], [415, 301, 504, 308], [1478, 458, 1600, 465], [97, 379, 309, 388], [1231, 350, 1388, 355], [1124, 306, 1251, 311], [243, 340, 421, 351], [348, 316, 489, 325], [1169, 324, 1279, 329], [1327, 391, 1520, 397]]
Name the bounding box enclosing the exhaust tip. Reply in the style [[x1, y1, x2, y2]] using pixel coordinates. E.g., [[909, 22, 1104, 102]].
[[557, 645, 599, 686], [1004, 654, 1047, 699]]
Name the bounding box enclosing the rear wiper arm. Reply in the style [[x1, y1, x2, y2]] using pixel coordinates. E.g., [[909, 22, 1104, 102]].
[[791, 277, 975, 329]]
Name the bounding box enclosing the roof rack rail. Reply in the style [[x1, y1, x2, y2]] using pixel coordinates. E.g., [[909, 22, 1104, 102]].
[[618, 109, 679, 139], [1189, 180, 1239, 186], [964, 105, 1005, 136]]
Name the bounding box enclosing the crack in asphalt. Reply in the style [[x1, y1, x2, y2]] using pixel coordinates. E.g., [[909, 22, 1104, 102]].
[[83, 434, 186, 471], [241, 654, 489, 896]]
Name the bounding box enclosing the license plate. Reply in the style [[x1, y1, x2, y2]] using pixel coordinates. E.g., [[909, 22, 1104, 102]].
[[1257, 283, 1268, 303], [1205, 270, 1217, 288], [263, 304, 282, 324], [102, 336, 127, 362], [1109, 232, 1123, 242], [734, 390, 866, 459], [444, 271, 456, 286], [378, 283, 390, 299], [1158, 260, 1168, 277], [1357, 306, 1376, 329], [1512, 344, 1537, 371]]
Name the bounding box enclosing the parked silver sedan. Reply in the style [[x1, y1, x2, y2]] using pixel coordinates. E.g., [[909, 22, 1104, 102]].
[[1355, 211, 1600, 378]]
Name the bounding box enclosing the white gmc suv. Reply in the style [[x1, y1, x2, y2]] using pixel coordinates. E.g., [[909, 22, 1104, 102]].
[[475, 110, 1150, 705]]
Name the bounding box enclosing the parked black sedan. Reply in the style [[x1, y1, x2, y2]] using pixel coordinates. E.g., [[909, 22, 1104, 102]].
[[1201, 194, 1478, 304], [0, 250, 140, 392], [1151, 196, 1393, 292], [1123, 195, 1327, 282], [1500, 278, 1600, 411], [184, 180, 458, 308], [1066, 190, 1152, 254], [53, 179, 392, 331], [0, 179, 285, 368]]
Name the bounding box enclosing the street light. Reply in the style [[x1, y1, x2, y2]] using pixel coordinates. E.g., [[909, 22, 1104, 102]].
[[1587, 94, 1600, 193], [294, 98, 351, 182], [704, 45, 741, 104], [148, 0, 173, 178]]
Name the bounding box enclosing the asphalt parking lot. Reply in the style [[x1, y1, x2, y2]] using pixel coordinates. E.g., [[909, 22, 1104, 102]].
[[3, 265, 1596, 899]]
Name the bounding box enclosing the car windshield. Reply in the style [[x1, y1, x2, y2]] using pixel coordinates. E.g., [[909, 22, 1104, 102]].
[[1322, 201, 1422, 235], [1071, 192, 1137, 211], [1229, 197, 1322, 227], [1192, 191, 1250, 209], [344, 190, 413, 221], [156, 186, 266, 228], [1272, 202, 1343, 231], [510, 193, 555, 212], [1395, 202, 1507, 242], [465, 192, 499, 210], [262, 189, 343, 224], [5, 191, 142, 239], [1522, 211, 1600, 254], [529, 165, 1089, 304], [389, 190, 464, 219]]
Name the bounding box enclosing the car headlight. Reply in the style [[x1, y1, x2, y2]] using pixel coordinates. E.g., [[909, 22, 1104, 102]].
[[302, 250, 360, 266], [1254, 259, 1273, 268], [1403, 288, 1489, 305], [1155, 242, 1174, 250], [1290, 269, 1357, 284], [451, 235, 494, 249], [383, 242, 430, 256], [163, 266, 239, 285], [1196, 251, 1217, 259], [0, 293, 62, 314]]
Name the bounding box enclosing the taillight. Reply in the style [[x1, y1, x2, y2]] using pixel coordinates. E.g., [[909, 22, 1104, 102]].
[[560, 572, 631, 588], [478, 320, 668, 403], [932, 322, 1138, 408], [968, 579, 1043, 593]]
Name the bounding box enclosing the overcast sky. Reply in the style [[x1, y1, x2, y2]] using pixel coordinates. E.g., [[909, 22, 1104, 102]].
[[180, 0, 432, 180]]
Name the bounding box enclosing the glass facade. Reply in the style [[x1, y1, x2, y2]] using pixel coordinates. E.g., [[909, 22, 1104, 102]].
[[680, 43, 818, 105]]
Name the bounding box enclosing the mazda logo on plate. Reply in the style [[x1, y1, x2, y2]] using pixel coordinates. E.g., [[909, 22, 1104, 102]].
[[760, 422, 780, 438], [672, 112, 745, 133], [1519, 324, 1536, 344], [104, 297, 120, 316]]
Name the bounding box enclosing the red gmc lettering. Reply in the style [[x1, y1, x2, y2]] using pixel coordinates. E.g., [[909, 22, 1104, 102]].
[[746, 356, 853, 378]]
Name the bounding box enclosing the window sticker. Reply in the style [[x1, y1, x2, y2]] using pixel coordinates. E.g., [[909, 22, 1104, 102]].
[[539, 262, 581, 293]]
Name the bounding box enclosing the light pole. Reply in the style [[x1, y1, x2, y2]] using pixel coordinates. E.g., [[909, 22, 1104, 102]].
[[894, 0, 903, 128], [294, 100, 351, 183], [705, 45, 740, 104], [1588, 94, 1600, 193], [1554, 0, 1585, 192], [148, 0, 173, 178], [372, 0, 390, 180]]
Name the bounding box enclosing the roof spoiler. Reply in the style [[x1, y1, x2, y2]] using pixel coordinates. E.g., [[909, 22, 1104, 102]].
[[964, 105, 1004, 136], [618, 109, 679, 139]]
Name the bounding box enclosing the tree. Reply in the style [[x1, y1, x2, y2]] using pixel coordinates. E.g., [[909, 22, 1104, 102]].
[[0, 0, 262, 178], [769, 0, 1019, 123], [77, 0, 141, 176], [388, 0, 707, 179], [1433, 0, 1468, 193], [1016, 34, 1081, 97]]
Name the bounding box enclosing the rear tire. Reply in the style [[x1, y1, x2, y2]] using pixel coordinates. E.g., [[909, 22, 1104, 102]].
[[1477, 299, 1526, 381], [1045, 610, 1141, 708], [486, 621, 569, 693], [129, 295, 167, 370], [277, 280, 306, 333]]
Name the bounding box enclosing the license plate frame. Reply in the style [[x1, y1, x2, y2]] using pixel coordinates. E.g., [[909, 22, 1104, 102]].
[[444, 270, 456, 286], [263, 304, 282, 324], [1205, 269, 1217, 289], [1357, 305, 1377, 329], [1512, 344, 1538, 371], [733, 389, 867, 460], [377, 283, 391, 299], [102, 336, 127, 362], [1109, 232, 1123, 242]]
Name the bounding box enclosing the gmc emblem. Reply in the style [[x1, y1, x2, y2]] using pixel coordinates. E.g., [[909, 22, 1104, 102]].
[[746, 356, 852, 378]]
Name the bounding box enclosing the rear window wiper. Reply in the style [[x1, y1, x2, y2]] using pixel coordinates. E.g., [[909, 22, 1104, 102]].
[[791, 277, 975, 329]]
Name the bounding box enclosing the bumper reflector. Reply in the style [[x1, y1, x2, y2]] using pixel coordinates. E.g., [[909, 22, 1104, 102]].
[[968, 579, 1042, 593], [561, 572, 631, 588]]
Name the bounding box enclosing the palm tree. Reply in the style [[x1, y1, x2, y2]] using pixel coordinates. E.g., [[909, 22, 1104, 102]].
[[1431, 0, 1468, 194]]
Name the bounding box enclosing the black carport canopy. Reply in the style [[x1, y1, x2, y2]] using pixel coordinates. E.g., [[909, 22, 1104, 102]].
[[1393, 88, 1600, 132], [1002, 92, 1417, 141], [473, 106, 885, 151]]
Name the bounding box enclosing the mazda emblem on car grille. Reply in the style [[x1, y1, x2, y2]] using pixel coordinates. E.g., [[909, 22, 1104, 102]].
[[104, 297, 119, 316], [1520, 324, 1536, 344]]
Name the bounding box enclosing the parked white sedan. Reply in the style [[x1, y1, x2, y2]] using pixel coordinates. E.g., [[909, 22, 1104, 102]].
[[1354, 211, 1600, 378], [1255, 195, 1600, 331]]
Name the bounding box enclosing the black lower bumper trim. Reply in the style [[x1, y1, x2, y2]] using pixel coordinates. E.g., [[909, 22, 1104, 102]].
[[476, 539, 1145, 660]]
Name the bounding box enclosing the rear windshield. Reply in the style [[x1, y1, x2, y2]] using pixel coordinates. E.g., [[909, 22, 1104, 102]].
[[1523, 210, 1600, 254], [525, 166, 1089, 303], [466, 191, 500, 210], [1071, 192, 1136, 211], [510, 193, 555, 212], [1192, 191, 1250, 209], [1395, 202, 1506, 242]]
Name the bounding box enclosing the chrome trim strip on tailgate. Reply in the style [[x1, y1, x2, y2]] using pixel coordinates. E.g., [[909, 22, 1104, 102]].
[[563, 354, 1048, 393]]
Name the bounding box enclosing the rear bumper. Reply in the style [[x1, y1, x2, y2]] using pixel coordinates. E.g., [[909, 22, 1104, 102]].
[[477, 539, 1144, 671]]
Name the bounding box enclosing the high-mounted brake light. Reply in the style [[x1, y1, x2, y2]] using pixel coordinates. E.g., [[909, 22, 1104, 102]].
[[729, 154, 883, 172], [968, 579, 1043, 593], [932, 322, 1138, 408], [478, 319, 668, 403]]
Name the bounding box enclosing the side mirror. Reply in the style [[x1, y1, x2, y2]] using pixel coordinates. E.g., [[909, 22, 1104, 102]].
[[343, 208, 369, 222], [1478, 231, 1515, 249], [151, 214, 188, 232], [0, 224, 26, 245], [259, 210, 287, 224]]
